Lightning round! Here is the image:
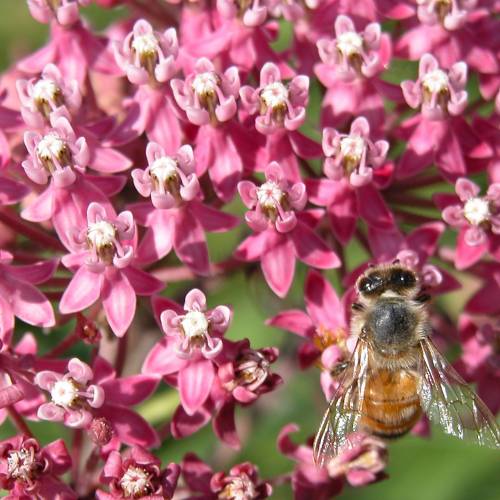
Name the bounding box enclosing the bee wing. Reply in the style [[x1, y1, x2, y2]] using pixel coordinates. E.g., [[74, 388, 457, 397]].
[[418, 337, 500, 448], [313, 338, 370, 467]]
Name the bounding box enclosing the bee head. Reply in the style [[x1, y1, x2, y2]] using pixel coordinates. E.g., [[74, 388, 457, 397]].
[[357, 265, 418, 299]]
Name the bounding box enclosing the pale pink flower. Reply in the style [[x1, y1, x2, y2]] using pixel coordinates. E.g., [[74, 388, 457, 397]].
[[171, 57, 240, 126], [317, 15, 382, 81], [217, 0, 269, 26], [27, 0, 90, 26], [240, 62, 308, 134], [35, 357, 159, 447], [401, 53, 468, 120], [236, 162, 340, 297], [59, 202, 163, 336], [114, 19, 178, 86], [322, 116, 389, 187], [143, 291, 230, 416], [438, 178, 500, 268], [131, 142, 238, 273], [16, 63, 81, 129]]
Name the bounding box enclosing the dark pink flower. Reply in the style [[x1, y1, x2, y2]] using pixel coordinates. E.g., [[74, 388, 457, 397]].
[[438, 178, 500, 268], [16, 63, 81, 129], [401, 53, 468, 120], [97, 446, 179, 499], [182, 453, 272, 499], [236, 162, 340, 297], [114, 19, 178, 86], [35, 356, 159, 447], [143, 290, 230, 415], [27, 0, 90, 26], [240, 62, 308, 135], [131, 141, 239, 273], [0, 435, 75, 499], [59, 202, 163, 337]]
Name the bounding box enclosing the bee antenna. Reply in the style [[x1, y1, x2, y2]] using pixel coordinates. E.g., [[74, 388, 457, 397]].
[[392, 258, 400, 264], [368, 263, 375, 268]]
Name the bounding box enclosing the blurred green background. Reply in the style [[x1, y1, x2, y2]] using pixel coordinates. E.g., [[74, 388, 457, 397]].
[[0, 1, 498, 499]]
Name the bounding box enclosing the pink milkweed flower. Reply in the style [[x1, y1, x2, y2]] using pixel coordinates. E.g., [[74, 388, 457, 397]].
[[182, 454, 272, 499], [217, 0, 269, 26], [114, 19, 178, 86], [455, 315, 500, 414], [268, 270, 351, 399], [325, 432, 388, 487], [240, 62, 308, 135], [36, 357, 159, 447], [131, 142, 239, 273], [236, 162, 340, 297], [35, 357, 105, 429], [171, 57, 240, 126], [59, 202, 163, 337], [27, 0, 90, 26], [401, 53, 468, 121], [438, 178, 500, 269], [97, 447, 180, 499], [0, 250, 57, 344], [0, 435, 75, 499], [317, 15, 382, 81], [22, 116, 89, 189], [322, 116, 389, 187], [16, 63, 81, 129], [143, 291, 231, 416]]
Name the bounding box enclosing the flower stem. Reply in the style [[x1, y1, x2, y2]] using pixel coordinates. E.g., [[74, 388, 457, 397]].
[[115, 334, 128, 377], [0, 207, 65, 252], [44, 331, 80, 358], [7, 406, 33, 437]]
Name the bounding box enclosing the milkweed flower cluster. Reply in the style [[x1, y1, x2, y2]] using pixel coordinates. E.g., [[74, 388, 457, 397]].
[[0, 0, 498, 497]]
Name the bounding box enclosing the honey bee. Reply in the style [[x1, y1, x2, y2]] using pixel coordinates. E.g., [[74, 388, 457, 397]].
[[313, 263, 500, 466]]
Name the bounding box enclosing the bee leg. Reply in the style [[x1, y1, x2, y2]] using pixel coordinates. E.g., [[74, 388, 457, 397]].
[[351, 302, 364, 311], [415, 293, 431, 303]]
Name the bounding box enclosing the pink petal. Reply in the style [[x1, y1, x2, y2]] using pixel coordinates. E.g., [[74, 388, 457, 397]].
[[101, 375, 158, 406], [171, 405, 212, 440], [101, 269, 136, 337], [99, 404, 159, 447], [7, 258, 58, 285], [191, 201, 239, 232], [21, 187, 55, 222], [261, 235, 296, 298], [356, 184, 394, 229], [122, 266, 164, 296], [454, 229, 488, 270], [142, 337, 187, 376], [234, 231, 272, 261], [291, 222, 341, 269], [267, 309, 314, 337], [305, 270, 344, 329], [178, 358, 214, 416], [89, 146, 132, 173], [60, 267, 103, 314], [173, 208, 210, 276], [213, 400, 240, 449]]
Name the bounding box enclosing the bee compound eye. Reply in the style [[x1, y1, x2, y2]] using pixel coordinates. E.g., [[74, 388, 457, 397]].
[[358, 274, 382, 294], [391, 269, 416, 288]]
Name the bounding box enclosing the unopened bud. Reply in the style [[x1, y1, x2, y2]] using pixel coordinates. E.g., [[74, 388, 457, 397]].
[[88, 417, 113, 446]]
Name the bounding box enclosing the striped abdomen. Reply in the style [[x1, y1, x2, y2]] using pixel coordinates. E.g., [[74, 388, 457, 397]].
[[360, 368, 422, 438]]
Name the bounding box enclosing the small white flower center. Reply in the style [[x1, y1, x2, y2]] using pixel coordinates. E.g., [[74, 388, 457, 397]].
[[32, 79, 59, 102], [181, 311, 209, 339], [7, 449, 36, 481], [340, 135, 365, 162], [221, 475, 257, 500], [36, 133, 66, 160], [464, 197, 490, 225], [150, 156, 178, 184], [256, 181, 283, 209], [87, 220, 116, 250], [192, 72, 219, 96], [336, 31, 364, 57], [422, 69, 449, 93], [260, 82, 288, 109], [132, 33, 159, 55], [120, 466, 151, 497], [50, 379, 78, 407]]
